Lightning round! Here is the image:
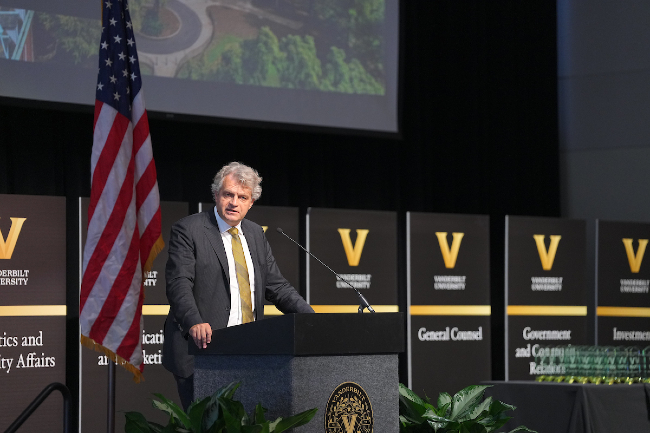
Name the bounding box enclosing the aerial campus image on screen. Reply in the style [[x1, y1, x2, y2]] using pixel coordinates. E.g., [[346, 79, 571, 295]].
[[0, 0, 386, 95]]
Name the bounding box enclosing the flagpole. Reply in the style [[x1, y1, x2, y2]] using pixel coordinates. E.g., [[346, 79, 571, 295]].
[[107, 360, 116, 433]]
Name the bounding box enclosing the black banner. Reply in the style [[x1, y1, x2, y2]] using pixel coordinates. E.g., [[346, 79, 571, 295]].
[[408, 212, 491, 397], [505, 216, 588, 380], [80, 199, 188, 430], [307, 208, 397, 312], [0, 194, 66, 431], [597, 220, 650, 347]]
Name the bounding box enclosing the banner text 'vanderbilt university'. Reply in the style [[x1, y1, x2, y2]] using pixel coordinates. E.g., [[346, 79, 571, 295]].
[[337, 229, 372, 290], [0, 217, 29, 286]]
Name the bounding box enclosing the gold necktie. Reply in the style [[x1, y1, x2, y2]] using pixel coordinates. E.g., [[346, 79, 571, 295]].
[[228, 227, 254, 324]]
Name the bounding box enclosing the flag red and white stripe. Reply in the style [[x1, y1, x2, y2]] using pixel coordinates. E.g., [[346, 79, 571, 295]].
[[80, 0, 163, 382]]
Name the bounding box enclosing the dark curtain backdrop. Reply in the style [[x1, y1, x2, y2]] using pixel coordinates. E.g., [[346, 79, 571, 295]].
[[0, 1, 558, 424]]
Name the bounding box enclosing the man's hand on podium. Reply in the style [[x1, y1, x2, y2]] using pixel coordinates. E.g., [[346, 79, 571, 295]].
[[189, 323, 212, 349]]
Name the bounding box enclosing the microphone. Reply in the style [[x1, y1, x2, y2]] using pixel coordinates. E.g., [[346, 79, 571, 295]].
[[276, 227, 375, 313]]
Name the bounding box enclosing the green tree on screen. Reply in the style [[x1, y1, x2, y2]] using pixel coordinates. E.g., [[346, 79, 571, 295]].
[[278, 34, 322, 90], [38, 13, 101, 64], [321, 46, 353, 92], [321, 46, 383, 94], [177, 22, 384, 94], [346, 58, 383, 94], [128, 0, 168, 34], [312, 0, 385, 78], [242, 26, 284, 86], [214, 44, 244, 84]]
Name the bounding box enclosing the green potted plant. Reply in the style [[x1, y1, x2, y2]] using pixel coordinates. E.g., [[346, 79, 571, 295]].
[[125, 382, 317, 433], [398, 383, 536, 433]]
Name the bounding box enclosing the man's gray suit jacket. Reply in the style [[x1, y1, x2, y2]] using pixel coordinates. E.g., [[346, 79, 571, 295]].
[[162, 210, 314, 378]]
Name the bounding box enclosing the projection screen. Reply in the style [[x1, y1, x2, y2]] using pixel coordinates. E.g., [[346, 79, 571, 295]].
[[0, 0, 399, 133]]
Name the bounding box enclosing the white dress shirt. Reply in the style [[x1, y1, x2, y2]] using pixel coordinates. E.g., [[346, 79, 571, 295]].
[[214, 207, 256, 326]]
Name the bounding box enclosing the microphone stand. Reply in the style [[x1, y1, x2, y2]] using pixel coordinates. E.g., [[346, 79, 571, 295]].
[[276, 228, 375, 313]]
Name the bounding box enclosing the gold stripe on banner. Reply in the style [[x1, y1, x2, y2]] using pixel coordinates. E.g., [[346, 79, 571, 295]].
[[597, 307, 650, 317], [507, 305, 587, 316], [311, 305, 399, 313], [410, 305, 491, 316], [265, 305, 282, 316], [0, 305, 67, 316], [142, 305, 170, 315]]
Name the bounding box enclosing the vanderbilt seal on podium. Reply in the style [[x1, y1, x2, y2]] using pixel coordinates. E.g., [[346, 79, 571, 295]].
[[325, 382, 374, 433]]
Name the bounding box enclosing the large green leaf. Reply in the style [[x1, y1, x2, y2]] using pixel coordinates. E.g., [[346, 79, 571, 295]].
[[219, 397, 247, 433], [443, 420, 462, 431], [425, 421, 445, 432], [221, 381, 241, 400], [424, 415, 449, 433], [125, 411, 153, 433], [202, 394, 223, 431], [437, 392, 451, 410], [476, 398, 517, 432], [488, 399, 515, 416], [219, 395, 247, 424], [202, 380, 243, 431], [435, 402, 451, 418], [449, 385, 490, 421], [477, 403, 512, 431], [271, 407, 318, 433], [253, 403, 268, 425], [399, 383, 433, 423], [478, 414, 512, 432], [421, 409, 449, 424], [463, 396, 492, 422], [186, 397, 209, 432], [152, 393, 192, 428], [399, 383, 429, 410]]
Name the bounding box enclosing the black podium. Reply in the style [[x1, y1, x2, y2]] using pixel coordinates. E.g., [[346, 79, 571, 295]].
[[190, 313, 404, 433]]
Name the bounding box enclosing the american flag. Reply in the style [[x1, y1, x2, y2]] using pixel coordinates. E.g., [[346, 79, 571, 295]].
[[79, 0, 163, 381]]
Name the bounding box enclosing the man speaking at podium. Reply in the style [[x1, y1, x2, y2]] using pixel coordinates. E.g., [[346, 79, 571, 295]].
[[162, 161, 314, 410]]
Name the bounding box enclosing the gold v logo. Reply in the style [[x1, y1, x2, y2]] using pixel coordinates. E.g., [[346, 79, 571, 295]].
[[435, 232, 464, 269], [341, 414, 358, 433], [533, 235, 561, 271], [338, 229, 369, 267], [622, 238, 648, 273], [0, 217, 27, 260]]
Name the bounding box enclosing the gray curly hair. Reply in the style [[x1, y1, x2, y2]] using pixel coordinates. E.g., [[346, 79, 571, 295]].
[[211, 162, 263, 201]]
